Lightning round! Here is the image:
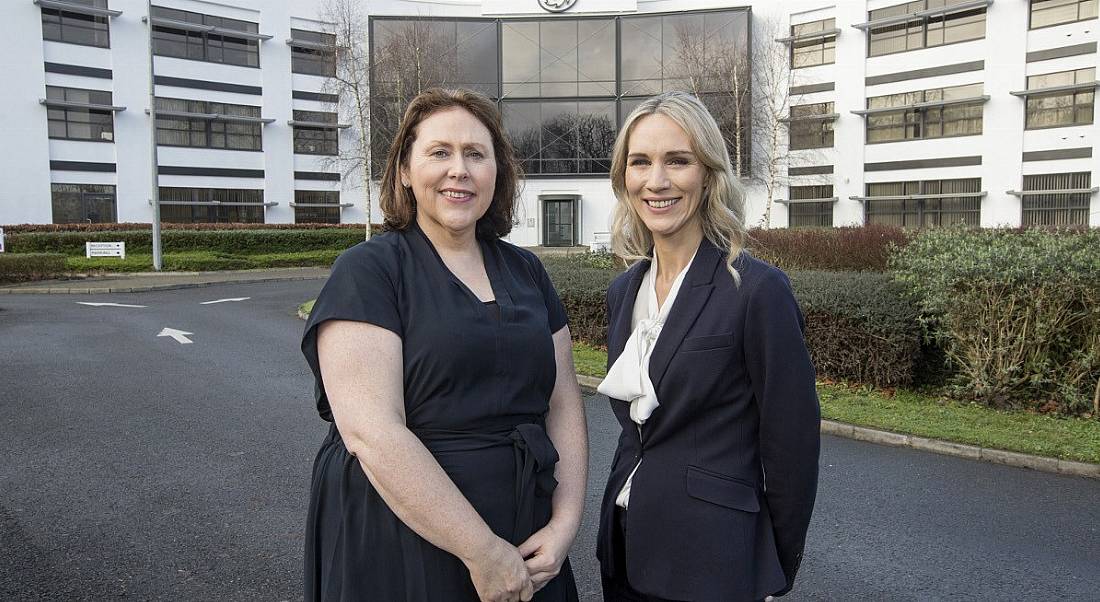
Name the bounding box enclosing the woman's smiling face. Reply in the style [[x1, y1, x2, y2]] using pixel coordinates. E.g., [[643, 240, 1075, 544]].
[[401, 107, 497, 240], [623, 113, 707, 244]]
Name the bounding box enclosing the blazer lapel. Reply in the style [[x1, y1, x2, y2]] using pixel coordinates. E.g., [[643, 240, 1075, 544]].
[[608, 260, 649, 366], [646, 238, 722, 395]]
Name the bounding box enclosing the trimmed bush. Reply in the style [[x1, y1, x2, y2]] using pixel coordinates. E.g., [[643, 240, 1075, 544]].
[[790, 271, 928, 388], [0, 253, 67, 283], [542, 253, 623, 348], [747, 225, 910, 272], [892, 228, 1100, 416], [542, 252, 931, 388], [6, 229, 366, 256]]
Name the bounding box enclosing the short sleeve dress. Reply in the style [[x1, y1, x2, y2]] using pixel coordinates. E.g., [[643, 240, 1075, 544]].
[[300, 223, 578, 602]]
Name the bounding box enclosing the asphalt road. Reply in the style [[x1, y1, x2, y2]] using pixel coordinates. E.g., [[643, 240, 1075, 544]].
[[2, 280, 1099, 601]]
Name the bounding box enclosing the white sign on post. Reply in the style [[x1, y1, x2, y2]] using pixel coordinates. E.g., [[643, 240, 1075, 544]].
[[0, 227, 5, 253], [86, 241, 125, 259]]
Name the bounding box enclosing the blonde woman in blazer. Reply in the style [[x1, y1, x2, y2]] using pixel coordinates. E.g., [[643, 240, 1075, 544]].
[[596, 91, 821, 602]]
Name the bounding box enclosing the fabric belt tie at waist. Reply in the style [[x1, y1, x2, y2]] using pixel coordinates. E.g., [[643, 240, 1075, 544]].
[[411, 422, 559, 543]]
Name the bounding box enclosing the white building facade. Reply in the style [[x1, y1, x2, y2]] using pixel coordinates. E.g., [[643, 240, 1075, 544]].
[[0, 0, 1096, 244]]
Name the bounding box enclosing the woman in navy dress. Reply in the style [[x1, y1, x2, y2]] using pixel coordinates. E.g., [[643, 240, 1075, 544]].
[[595, 92, 820, 601], [301, 89, 587, 602]]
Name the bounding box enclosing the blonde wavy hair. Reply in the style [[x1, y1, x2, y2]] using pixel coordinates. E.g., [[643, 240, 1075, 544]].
[[609, 91, 747, 283]]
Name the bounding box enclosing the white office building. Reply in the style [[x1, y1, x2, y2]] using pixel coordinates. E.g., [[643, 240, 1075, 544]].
[[0, 0, 1096, 246]]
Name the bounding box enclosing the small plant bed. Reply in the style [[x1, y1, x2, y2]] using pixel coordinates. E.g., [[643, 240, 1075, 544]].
[[64, 250, 340, 273]]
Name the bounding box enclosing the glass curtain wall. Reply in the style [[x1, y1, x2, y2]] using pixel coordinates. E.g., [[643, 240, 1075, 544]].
[[369, 9, 750, 177]]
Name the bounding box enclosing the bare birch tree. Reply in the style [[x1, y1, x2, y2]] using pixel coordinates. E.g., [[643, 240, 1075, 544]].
[[673, 15, 830, 227], [318, 0, 372, 239]]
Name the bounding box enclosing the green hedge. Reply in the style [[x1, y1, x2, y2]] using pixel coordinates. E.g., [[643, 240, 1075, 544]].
[[543, 252, 932, 388], [791, 271, 929, 388], [0, 253, 67, 283], [892, 228, 1100, 416], [5, 229, 365, 256], [542, 253, 622, 348]]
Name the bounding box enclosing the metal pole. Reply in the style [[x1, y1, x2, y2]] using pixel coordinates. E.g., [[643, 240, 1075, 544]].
[[147, 0, 162, 271]]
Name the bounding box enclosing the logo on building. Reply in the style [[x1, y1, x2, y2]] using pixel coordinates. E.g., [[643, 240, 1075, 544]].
[[538, 0, 577, 13]]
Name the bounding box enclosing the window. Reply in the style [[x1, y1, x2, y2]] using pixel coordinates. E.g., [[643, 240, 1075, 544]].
[[294, 190, 341, 224], [788, 185, 834, 227], [1021, 172, 1092, 226], [151, 6, 260, 67], [159, 187, 265, 223], [790, 18, 836, 68], [155, 97, 263, 151], [1025, 68, 1095, 129], [1029, 0, 1098, 28], [868, 0, 986, 57], [51, 183, 116, 223], [865, 178, 982, 227], [502, 18, 615, 97], [46, 86, 115, 142], [41, 0, 110, 48], [292, 111, 339, 155], [788, 102, 835, 150], [370, 18, 499, 174], [291, 29, 336, 76], [866, 83, 984, 143], [368, 10, 752, 177], [504, 101, 616, 175]]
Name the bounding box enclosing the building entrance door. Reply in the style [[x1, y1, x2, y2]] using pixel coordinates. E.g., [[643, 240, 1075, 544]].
[[542, 199, 576, 247]]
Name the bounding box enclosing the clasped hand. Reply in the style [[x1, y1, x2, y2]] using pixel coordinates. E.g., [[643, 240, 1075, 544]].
[[467, 524, 571, 602]]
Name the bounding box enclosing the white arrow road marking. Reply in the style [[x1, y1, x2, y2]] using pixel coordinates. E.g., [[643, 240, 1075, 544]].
[[76, 302, 148, 308], [200, 297, 251, 305], [157, 328, 194, 344]]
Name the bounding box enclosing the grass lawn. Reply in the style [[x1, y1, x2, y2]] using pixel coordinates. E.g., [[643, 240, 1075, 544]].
[[299, 307, 1100, 465], [572, 343, 1100, 464]]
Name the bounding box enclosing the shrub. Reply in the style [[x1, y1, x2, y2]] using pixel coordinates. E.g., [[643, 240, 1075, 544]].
[[5, 229, 366, 256], [542, 253, 623, 348], [0, 253, 68, 283], [747, 225, 911, 272], [891, 228, 1100, 416], [542, 252, 932, 388], [790, 271, 929, 388]]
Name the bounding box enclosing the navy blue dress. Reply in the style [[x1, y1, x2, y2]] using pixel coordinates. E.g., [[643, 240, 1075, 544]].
[[301, 223, 578, 601]]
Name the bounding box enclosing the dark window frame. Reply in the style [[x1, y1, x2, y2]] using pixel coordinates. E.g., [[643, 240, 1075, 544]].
[[158, 187, 266, 223], [788, 184, 834, 228], [41, 3, 111, 48], [1028, 0, 1099, 29], [154, 97, 263, 151], [292, 110, 340, 155], [151, 6, 261, 68], [294, 190, 342, 224], [790, 18, 836, 69], [290, 28, 337, 76], [50, 182, 117, 224], [45, 85, 116, 142], [788, 102, 835, 150], [1021, 172, 1092, 226], [867, 1, 987, 58], [1024, 68, 1096, 130], [865, 84, 985, 143], [864, 178, 982, 227]]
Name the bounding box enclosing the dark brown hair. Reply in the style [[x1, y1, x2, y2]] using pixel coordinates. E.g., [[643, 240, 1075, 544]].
[[379, 88, 521, 239]]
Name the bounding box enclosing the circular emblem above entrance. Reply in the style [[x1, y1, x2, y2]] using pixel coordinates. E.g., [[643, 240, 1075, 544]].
[[538, 0, 577, 13]]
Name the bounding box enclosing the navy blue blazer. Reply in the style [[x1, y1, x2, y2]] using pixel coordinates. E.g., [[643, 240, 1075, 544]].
[[596, 237, 820, 602]]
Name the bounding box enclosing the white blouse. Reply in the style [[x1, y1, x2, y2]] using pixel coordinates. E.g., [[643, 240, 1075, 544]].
[[597, 250, 696, 508]]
